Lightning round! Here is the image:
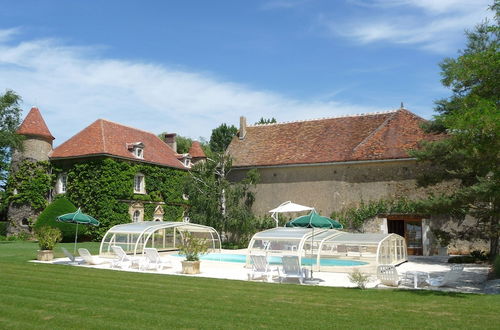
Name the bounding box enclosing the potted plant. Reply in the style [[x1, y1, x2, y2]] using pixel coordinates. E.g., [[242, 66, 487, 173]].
[[432, 229, 452, 256], [179, 232, 209, 274], [35, 226, 62, 261]]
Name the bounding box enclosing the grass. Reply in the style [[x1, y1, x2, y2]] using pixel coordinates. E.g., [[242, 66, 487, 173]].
[[0, 242, 499, 329]]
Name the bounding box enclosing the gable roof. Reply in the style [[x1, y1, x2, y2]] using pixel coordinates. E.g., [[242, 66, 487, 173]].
[[188, 141, 206, 158], [227, 109, 440, 168], [16, 107, 55, 141], [50, 119, 187, 169]]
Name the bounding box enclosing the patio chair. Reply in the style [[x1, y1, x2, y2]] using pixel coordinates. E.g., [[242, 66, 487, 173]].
[[141, 248, 173, 271], [279, 255, 307, 284], [247, 255, 279, 282], [61, 247, 82, 265], [425, 264, 464, 287], [111, 245, 140, 269], [376, 264, 400, 287], [78, 248, 112, 265]]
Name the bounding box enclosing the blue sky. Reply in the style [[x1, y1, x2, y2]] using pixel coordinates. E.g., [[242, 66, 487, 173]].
[[0, 0, 493, 144]]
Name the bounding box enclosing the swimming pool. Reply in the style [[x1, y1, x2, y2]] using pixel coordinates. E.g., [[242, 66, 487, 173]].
[[173, 253, 368, 267]]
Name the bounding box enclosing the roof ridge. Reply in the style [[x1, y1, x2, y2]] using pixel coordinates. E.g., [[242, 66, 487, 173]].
[[100, 119, 107, 153], [247, 109, 399, 127], [98, 118, 163, 137], [351, 111, 398, 154]]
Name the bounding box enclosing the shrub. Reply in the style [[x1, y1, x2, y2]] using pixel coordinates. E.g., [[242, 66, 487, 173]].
[[0, 222, 7, 236], [35, 227, 62, 250], [179, 232, 209, 261], [33, 196, 78, 242], [494, 255, 500, 279], [470, 250, 489, 262], [448, 255, 476, 263], [348, 269, 370, 289]]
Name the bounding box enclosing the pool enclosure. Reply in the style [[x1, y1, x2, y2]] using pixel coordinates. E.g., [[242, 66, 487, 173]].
[[99, 221, 221, 256], [247, 227, 407, 271]]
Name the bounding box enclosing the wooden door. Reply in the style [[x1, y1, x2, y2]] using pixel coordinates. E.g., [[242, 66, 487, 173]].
[[387, 216, 423, 256]]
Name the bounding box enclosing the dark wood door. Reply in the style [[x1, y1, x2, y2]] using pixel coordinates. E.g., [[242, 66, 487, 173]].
[[387, 217, 423, 255]]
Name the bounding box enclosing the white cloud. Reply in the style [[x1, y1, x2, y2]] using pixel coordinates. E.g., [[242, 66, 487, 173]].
[[323, 0, 493, 53], [0, 30, 382, 145]]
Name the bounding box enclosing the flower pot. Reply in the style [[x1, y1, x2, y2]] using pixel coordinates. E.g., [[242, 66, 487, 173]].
[[181, 260, 201, 274], [37, 250, 54, 261]]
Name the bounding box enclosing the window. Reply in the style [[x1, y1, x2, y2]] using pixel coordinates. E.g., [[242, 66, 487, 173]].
[[21, 218, 30, 227], [134, 147, 144, 159], [56, 173, 67, 194], [134, 173, 145, 194], [132, 210, 141, 222]]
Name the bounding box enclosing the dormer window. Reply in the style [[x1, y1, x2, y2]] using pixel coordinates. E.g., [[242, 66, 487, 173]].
[[134, 173, 145, 194], [127, 142, 144, 159]]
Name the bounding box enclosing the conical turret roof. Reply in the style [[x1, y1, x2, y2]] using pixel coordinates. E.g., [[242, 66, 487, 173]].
[[188, 141, 206, 158], [16, 107, 55, 141]]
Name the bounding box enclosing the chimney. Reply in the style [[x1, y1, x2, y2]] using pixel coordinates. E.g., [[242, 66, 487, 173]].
[[164, 133, 177, 153], [239, 116, 247, 140]]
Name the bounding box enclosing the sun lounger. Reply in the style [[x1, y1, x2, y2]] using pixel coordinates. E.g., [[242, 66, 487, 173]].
[[248, 255, 279, 282], [141, 248, 172, 271], [111, 245, 141, 269], [426, 264, 464, 287], [61, 247, 82, 265], [376, 264, 400, 287], [78, 248, 112, 265], [279, 255, 307, 284]]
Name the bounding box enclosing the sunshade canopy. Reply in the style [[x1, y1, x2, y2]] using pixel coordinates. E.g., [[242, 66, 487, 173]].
[[57, 208, 100, 226], [269, 201, 314, 213], [285, 210, 343, 229]]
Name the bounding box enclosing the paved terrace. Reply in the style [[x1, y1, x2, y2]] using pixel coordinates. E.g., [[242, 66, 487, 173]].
[[34, 250, 497, 294]]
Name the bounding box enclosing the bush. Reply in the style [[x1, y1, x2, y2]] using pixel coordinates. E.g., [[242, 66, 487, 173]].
[[348, 269, 370, 289], [448, 255, 476, 263], [33, 196, 78, 242], [35, 227, 62, 250], [0, 222, 7, 236], [179, 232, 209, 261], [470, 250, 489, 262], [494, 255, 500, 279]]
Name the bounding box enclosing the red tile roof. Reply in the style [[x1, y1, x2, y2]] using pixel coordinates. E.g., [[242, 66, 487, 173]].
[[16, 107, 55, 141], [188, 141, 206, 158], [227, 109, 440, 167], [50, 119, 187, 169]]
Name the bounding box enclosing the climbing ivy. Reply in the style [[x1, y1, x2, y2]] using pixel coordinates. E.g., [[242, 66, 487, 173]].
[[61, 158, 187, 239], [6, 161, 53, 210], [331, 198, 422, 230]]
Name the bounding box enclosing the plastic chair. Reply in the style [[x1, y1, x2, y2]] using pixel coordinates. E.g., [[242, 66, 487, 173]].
[[248, 255, 279, 282], [279, 255, 307, 284], [141, 248, 172, 271], [111, 245, 140, 269], [376, 264, 400, 287], [61, 247, 82, 265], [78, 248, 112, 265], [426, 264, 464, 287]]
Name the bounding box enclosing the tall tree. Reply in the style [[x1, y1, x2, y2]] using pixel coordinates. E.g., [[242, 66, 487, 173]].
[[411, 3, 500, 259], [0, 90, 23, 190], [184, 152, 259, 244], [209, 124, 238, 153]]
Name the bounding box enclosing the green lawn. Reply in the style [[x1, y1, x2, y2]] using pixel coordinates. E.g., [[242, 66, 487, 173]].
[[0, 242, 499, 329]]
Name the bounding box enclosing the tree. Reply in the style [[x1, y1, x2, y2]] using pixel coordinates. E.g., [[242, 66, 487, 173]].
[[255, 117, 277, 125], [157, 132, 193, 154], [410, 3, 499, 259], [209, 124, 238, 153], [184, 152, 259, 245], [0, 90, 23, 190]]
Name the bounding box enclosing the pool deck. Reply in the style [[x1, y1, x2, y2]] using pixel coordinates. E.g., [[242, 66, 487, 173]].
[[35, 249, 495, 294]]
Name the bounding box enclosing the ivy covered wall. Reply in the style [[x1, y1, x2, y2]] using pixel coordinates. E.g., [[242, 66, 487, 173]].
[[57, 158, 187, 239]]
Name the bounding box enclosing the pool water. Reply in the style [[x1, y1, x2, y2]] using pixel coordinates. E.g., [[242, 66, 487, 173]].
[[173, 253, 368, 267]]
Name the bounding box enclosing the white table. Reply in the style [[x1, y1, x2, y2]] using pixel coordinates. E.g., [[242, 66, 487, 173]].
[[404, 271, 429, 289]]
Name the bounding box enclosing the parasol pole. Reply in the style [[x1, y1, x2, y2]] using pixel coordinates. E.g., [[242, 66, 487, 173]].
[[74, 222, 79, 255]]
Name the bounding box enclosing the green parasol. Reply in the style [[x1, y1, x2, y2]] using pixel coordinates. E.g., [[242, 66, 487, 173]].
[[57, 208, 100, 254], [285, 210, 343, 229]]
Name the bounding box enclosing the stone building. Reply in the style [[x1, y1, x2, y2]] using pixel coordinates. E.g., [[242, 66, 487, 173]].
[[7, 107, 205, 235], [227, 108, 484, 256]]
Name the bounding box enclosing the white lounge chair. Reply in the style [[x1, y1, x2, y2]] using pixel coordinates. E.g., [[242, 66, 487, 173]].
[[247, 255, 279, 282], [279, 255, 307, 284], [111, 245, 140, 269], [61, 247, 82, 265], [141, 248, 172, 271], [376, 264, 400, 287], [426, 265, 464, 287], [78, 248, 112, 265]]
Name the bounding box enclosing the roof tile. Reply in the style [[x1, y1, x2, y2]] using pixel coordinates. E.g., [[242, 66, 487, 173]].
[[16, 107, 54, 141]]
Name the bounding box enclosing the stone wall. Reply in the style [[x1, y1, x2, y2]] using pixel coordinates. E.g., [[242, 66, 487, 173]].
[[6, 204, 39, 235], [230, 160, 449, 217]]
